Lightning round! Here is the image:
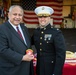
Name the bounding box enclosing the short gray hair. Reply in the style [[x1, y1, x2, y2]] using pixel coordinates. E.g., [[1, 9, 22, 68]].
[[9, 5, 24, 13]]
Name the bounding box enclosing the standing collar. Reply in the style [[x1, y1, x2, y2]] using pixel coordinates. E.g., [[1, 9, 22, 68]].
[[38, 23, 51, 30]]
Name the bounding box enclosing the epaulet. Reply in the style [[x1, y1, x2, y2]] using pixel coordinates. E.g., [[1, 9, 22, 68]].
[[51, 27, 60, 31], [56, 28, 60, 30]]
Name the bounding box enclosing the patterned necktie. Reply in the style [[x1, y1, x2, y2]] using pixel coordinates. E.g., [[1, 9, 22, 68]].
[[16, 27, 23, 40]]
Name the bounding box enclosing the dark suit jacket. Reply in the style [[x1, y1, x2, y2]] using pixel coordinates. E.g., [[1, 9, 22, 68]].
[[0, 21, 34, 75]]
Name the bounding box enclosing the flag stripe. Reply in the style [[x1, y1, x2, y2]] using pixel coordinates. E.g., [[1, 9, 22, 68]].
[[22, 0, 63, 26]]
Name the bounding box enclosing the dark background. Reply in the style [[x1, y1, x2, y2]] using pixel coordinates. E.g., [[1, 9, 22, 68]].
[[61, 28, 76, 52]]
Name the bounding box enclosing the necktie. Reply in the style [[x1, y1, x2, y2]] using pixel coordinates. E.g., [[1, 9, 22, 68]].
[[16, 27, 23, 40]]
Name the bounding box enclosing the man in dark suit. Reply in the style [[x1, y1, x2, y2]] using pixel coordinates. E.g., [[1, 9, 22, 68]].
[[33, 6, 66, 75], [0, 5, 34, 75]]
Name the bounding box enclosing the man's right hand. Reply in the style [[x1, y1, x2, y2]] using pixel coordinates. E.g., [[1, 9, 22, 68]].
[[22, 54, 34, 61]]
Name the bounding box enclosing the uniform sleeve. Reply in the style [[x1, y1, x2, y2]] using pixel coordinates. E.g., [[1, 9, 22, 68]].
[[53, 30, 66, 75]]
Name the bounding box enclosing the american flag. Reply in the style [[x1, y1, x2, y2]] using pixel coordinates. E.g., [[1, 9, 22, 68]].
[[21, 0, 63, 28]]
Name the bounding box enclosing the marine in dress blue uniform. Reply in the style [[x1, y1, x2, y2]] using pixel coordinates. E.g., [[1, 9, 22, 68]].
[[33, 6, 66, 75]]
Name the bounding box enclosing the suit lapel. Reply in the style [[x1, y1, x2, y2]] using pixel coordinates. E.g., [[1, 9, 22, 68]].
[[21, 25, 31, 48], [6, 21, 26, 46]]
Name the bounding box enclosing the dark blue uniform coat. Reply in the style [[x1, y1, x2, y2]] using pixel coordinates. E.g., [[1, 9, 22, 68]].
[[33, 24, 66, 75]]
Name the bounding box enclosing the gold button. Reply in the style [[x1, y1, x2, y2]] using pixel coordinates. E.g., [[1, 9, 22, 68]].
[[51, 61, 54, 63], [40, 37, 42, 39], [41, 31, 44, 34], [40, 43, 42, 45], [40, 49, 42, 51], [47, 41, 48, 43]]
